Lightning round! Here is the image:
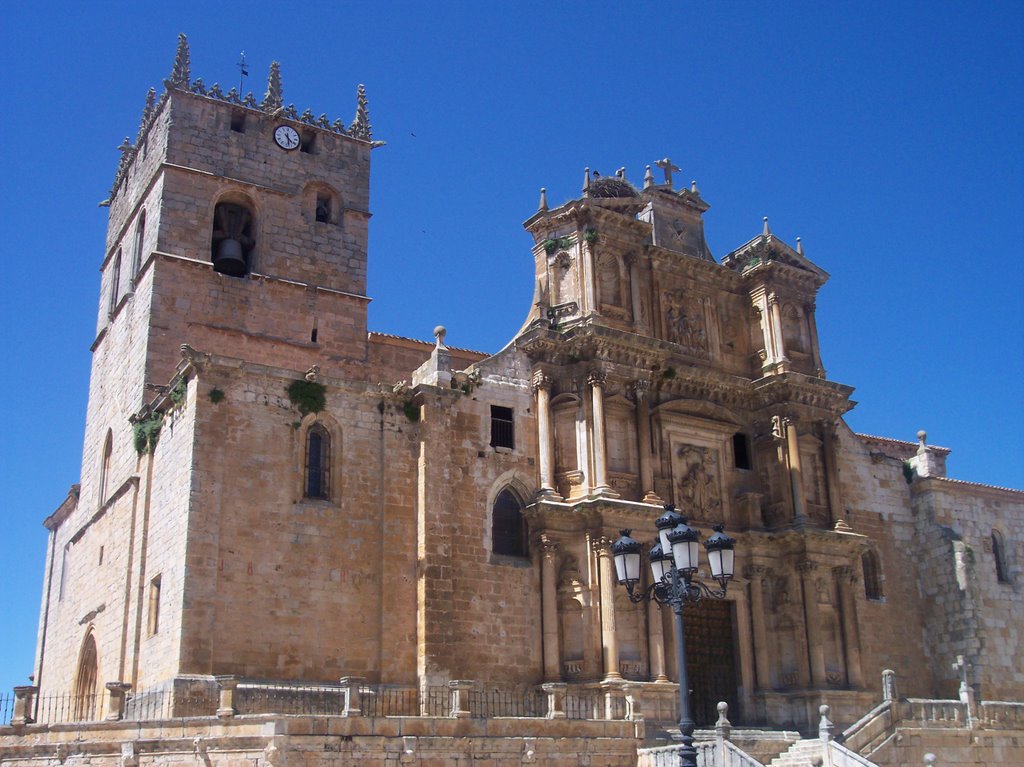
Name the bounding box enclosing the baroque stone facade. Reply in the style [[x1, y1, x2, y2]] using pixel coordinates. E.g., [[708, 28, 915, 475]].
[[4, 37, 1022, 767]]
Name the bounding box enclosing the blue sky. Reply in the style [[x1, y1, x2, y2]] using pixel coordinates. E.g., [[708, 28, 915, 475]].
[[1, 1, 1021, 694]]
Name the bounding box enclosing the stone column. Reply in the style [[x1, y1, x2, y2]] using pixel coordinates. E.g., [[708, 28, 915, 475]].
[[646, 598, 668, 682], [786, 418, 807, 523], [821, 421, 843, 527], [216, 675, 239, 718], [731, 588, 756, 713], [798, 562, 827, 688], [540, 535, 561, 681], [105, 681, 131, 721], [745, 565, 773, 691], [589, 371, 614, 496], [448, 680, 474, 718], [10, 685, 37, 728], [833, 566, 864, 688], [339, 676, 366, 717], [631, 380, 661, 503], [626, 254, 647, 334], [595, 537, 622, 681], [541, 682, 567, 719], [532, 372, 559, 497], [806, 302, 825, 377], [768, 295, 788, 369]]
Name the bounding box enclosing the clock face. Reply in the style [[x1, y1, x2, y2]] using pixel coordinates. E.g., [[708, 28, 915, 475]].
[[274, 125, 300, 150]]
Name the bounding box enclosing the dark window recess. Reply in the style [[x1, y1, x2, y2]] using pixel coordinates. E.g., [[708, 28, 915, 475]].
[[732, 432, 752, 470], [492, 489, 527, 557], [230, 112, 246, 133], [310, 328, 318, 343], [300, 132, 315, 153], [315, 194, 331, 223], [305, 425, 330, 499], [993, 532, 1009, 583], [490, 406, 514, 449], [862, 550, 884, 600]]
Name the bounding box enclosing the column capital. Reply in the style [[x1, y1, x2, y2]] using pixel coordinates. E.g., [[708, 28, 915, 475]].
[[587, 369, 607, 388], [539, 534, 559, 556], [744, 564, 772, 579], [591, 535, 614, 555], [531, 371, 553, 392], [833, 565, 858, 583], [797, 560, 818, 576], [629, 379, 651, 400]]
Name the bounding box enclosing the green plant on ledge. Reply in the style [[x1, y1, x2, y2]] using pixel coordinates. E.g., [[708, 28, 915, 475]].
[[208, 387, 225, 404], [133, 413, 164, 455], [287, 380, 326, 415], [902, 460, 915, 484], [542, 235, 574, 254], [169, 379, 187, 406], [583, 228, 599, 244], [403, 399, 420, 422]]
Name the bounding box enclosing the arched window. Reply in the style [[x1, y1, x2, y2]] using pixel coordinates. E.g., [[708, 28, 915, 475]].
[[492, 488, 528, 557], [131, 210, 146, 280], [305, 423, 330, 499], [108, 250, 122, 316], [993, 530, 1010, 583], [73, 631, 99, 721], [211, 200, 255, 277], [98, 430, 113, 507], [862, 549, 883, 600]]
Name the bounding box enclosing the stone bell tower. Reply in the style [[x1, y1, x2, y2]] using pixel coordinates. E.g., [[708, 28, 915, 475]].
[[35, 35, 382, 696]]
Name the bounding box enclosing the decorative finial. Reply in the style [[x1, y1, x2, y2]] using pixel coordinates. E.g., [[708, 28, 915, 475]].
[[762, 216, 771, 236], [237, 51, 249, 93], [433, 325, 447, 349], [917, 429, 927, 446], [351, 84, 372, 140], [690, 179, 700, 195], [261, 62, 283, 112], [583, 167, 591, 194], [796, 236, 803, 255], [137, 88, 156, 141], [538, 188, 548, 212], [654, 157, 680, 189], [643, 165, 654, 189], [167, 33, 191, 88]]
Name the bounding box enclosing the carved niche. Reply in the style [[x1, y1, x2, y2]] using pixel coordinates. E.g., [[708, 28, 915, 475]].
[[662, 290, 710, 358], [674, 445, 722, 521]]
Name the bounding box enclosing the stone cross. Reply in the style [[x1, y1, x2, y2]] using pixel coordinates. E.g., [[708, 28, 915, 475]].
[[655, 157, 681, 189]]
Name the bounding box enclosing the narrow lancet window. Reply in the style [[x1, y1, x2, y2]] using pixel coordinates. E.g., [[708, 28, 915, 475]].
[[492, 488, 527, 557], [305, 424, 330, 499]]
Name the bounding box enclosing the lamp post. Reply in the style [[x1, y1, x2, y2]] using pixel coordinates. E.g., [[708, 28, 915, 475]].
[[610, 505, 737, 767]]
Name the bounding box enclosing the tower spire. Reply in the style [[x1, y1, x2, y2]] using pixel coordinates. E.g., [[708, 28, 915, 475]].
[[351, 84, 372, 140], [261, 62, 283, 111], [166, 33, 191, 88]]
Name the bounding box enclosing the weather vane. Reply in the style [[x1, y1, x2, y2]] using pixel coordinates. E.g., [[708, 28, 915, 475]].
[[237, 51, 249, 93]]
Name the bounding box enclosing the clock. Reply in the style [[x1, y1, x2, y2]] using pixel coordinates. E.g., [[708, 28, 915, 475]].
[[274, 125, 300, 150]]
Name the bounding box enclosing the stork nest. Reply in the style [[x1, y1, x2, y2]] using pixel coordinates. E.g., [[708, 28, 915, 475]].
[[588, 177, 639, 198]]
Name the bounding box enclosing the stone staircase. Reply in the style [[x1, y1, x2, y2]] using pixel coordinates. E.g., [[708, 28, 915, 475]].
[[767, 738, 824, 767]]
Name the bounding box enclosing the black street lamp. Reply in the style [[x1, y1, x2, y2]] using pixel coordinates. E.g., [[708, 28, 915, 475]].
[[610, 505, 737, 767]]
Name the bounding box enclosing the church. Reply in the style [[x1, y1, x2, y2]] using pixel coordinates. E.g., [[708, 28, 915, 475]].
[[3, 36, 1022, 767]]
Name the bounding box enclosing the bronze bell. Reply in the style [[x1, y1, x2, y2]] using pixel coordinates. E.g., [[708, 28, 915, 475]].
[[213, 237, 246, 277]]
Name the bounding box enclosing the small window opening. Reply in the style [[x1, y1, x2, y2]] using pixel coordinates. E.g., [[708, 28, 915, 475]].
[[59, 544, 70, 601], [732, 432, 752, 470], [315, 193, 331, 223], [490, 406, 515, 450], [98, 546, 104, 566], [862, 550, 884, 600], [300, 132, 316, 153], [305, 424, 330, 499], [108, 251, 122, 316], [993, 531, 1010, 583], [310, 327, 318, 343], [131, 210, 146, 281], [211, 201, 255, 277], [230, 112, 246, 133], [492, 489, 528, 557], [148, 575, 162, 635]]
